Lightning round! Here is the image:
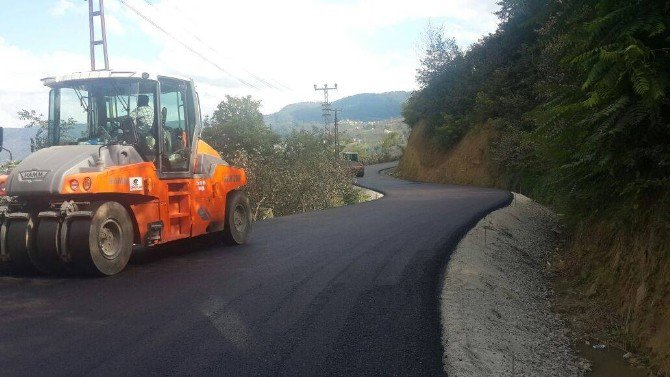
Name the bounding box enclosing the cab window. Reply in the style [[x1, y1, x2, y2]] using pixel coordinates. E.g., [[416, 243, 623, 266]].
[[159, 79, 192, 172]]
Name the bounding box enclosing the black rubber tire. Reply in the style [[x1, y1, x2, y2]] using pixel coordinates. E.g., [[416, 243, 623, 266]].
[[31, 218, 68, 275], [223, 191, 252, 245], [4, 218, 38, 274], [356, 170, 364, 178], [68, 202, 133, 276]]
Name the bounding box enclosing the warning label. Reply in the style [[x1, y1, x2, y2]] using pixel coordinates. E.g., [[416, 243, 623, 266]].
[[129, 177, 144, 191]]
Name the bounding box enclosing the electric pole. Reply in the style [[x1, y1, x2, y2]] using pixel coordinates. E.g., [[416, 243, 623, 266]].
[[87, 0, 110, 71], [314, 83, 337, 134], [333, 108, 341, 159]]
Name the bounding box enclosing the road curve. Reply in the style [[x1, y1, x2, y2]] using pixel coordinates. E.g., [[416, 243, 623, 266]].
[[0, 162, 511, 377]]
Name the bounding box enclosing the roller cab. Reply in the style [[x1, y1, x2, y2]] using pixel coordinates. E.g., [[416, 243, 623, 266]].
[[0, 71, 252, 276]]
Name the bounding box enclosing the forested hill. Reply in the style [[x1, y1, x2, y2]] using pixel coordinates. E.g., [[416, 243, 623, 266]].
[[264, 91, 410, 133]]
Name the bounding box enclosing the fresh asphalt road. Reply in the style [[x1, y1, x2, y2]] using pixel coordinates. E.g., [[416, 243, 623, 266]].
[[0, 162, 511, 377]]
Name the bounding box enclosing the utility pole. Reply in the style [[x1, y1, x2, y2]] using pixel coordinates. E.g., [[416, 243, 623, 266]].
[[314, 83, 337, 134], [333, 108, 341, 159], [87, 0, 110, 71]]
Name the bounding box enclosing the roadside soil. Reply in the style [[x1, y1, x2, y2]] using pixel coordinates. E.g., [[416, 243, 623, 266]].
[[440, 193, 655, 376]]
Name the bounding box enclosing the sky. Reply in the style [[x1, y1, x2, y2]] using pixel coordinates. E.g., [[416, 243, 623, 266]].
[[0, 0, 501, 127]]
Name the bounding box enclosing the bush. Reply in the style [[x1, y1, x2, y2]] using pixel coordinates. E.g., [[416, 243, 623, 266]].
[[433, 114, 468, 149], [226, 130, 360, 218], [201, 96, 360, 218]]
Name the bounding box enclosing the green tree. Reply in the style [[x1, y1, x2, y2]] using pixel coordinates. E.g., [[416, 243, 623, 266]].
[[18, 109, 48, 151], [18, 109, 75, 151], [380, 131, 404, 160], [404, 1, 545, 155], [416, 22, 462, 87], [201, 95, 278, 159]]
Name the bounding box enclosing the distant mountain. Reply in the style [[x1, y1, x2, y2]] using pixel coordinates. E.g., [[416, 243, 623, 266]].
[[0, 127, 38, 163], [265, 91, 411, 133]]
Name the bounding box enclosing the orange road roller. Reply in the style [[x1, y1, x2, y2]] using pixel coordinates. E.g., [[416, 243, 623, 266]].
[[0, 71, 252, 276]]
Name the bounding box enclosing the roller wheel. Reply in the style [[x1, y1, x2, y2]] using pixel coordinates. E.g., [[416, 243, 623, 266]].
[[31, 218, 68, 275], [68, 202, 133, 276], [3, 218, 38, 274], [223, 191, 252, 245]]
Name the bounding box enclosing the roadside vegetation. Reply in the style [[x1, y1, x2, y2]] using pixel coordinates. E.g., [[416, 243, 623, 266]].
[[339, 118, 408, 164], [400, 0, 670, 373], [202, 95, 360, 219]]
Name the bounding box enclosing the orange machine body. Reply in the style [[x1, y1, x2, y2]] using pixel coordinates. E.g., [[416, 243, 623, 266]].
[[0, 140, 246, 246]]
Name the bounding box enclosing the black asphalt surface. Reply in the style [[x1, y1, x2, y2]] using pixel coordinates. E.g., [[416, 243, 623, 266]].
[[0, 162, 511, 376]]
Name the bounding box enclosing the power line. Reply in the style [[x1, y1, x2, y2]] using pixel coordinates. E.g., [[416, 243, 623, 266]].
[[141, 0, 276, 90], [117, 0, 258, 89], [140, 0, 292, 91], [161, 1, 293, 91], [165, 1, 292, 92]]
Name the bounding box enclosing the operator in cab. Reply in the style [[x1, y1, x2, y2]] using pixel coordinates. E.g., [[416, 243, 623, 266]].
[[130, 94, 157, 161], [131, 94, 154, 132]]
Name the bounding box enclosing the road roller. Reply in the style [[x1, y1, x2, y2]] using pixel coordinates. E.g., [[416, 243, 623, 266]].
[[0, 71, 252, 276]]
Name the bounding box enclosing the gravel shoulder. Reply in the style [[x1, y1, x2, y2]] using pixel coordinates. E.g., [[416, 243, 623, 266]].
[[441, 193, 585, 376]]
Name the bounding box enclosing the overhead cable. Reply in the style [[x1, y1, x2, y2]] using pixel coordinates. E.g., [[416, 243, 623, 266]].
[[117, 0, 259, 89]]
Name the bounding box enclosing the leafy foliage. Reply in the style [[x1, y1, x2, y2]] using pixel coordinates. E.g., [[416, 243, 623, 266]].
[[416, 22, 462, 88], [229, 130, 358, 218], [202, 95, 278, 158], [17, 109, 76, 151], [530, 0, 670, 220], [202, 96, 360, 218], [380, 131, 404, 160], [403, 0, 670, 223], [340, 119, 408, 164]]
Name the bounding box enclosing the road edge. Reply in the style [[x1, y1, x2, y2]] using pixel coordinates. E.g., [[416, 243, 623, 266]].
[[440, 193, 584, 376]]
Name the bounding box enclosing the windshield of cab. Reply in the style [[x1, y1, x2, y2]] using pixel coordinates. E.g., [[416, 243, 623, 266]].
[[47, 79, 157, 147]]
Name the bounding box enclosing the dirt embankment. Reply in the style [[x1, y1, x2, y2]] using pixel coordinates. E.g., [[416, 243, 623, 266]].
[[398, 122, 670, 375], [396, 121, 504, 188], [552, 220, 670, 373]]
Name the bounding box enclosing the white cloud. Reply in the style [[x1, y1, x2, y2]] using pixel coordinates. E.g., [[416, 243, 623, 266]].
[[2, 0, 501, 127], [109, 0, 500, 113], [105, 14, 127, 36], [0, 37, 88, 127], [49, 0, 75, 16], [49, 0, 87, 17]]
